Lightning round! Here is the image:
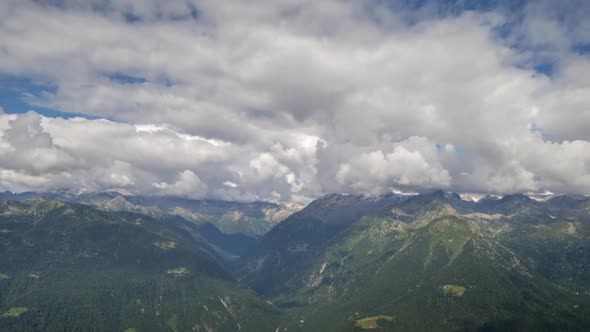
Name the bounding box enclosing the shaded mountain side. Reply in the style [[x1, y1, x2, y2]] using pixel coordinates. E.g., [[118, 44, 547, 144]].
[[237, 193, 404, 295], [0, 199, 281, 332], [293, 193, 405, 225], [163, 216, 258, 260]]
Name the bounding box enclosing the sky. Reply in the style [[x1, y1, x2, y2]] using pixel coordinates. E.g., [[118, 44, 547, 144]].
[[0, 0, 589, 203]]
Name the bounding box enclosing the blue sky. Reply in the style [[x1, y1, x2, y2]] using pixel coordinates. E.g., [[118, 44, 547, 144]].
[[0, 75, 104, 119]]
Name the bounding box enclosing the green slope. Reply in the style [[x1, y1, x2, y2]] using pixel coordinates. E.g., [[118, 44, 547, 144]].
[[3, 192, 590, 332], [241, 195, 590, 331], [238, 193, 403, 295], [0, 199, 281, 331]]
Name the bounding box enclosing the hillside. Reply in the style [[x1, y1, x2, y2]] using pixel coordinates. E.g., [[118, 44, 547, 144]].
[[2, 191, 590, 331], [238, 193, 404, 295], [239, 191, 590, 331], [0, 199, 281, 331]]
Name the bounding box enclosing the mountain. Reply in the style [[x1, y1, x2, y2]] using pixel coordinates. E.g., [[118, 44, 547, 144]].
[[112, 195, 299, 237], [0, 191, 300, 238], [238, 193, 404, 295], [163, 215, 258, 261], [2, 191, 590, 331], [0, 199, 281, 331], [238, 191, 590, 331]]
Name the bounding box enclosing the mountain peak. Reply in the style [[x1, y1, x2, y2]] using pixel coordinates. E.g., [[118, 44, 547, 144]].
[[422, 190, 461, 200], [500, 193, 531, 202]]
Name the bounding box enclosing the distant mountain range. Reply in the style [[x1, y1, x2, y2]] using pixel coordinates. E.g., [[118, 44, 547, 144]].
[[0, 190, 301, 238], [1, 190, 589, 331]]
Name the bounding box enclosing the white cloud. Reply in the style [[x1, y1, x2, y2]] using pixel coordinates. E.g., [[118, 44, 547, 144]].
[[336, 137, 451, 193], [0, 0, 589, 201], [152, 170, 208, 199]]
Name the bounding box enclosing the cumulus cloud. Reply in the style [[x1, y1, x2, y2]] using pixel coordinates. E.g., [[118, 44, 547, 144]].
[[0, 111, 308, 201], [0, 112, 79, 176], [0, 0, 589, 201], [336, 137, 452, 193], [153, 170, 208, 199]]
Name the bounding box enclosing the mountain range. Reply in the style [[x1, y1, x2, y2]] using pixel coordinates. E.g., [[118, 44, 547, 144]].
[[1, 190, 589, 331], [239, 190, 590, 330], [0, 190, 300, 238]]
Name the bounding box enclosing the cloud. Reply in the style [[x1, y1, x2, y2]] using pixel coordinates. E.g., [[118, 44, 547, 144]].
[[0, 0, 589, 201], [153, 170, 208, 199], [336, 137, 452, 193], [0, 111, 305, 201], [5, 111, 53, 148], [0, 111, 79, 175]]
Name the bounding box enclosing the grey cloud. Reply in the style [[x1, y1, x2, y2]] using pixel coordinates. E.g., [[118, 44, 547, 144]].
[[5, 112, 53, 148], [153, 170, 208, 199], [0, 112, 79, 175]]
